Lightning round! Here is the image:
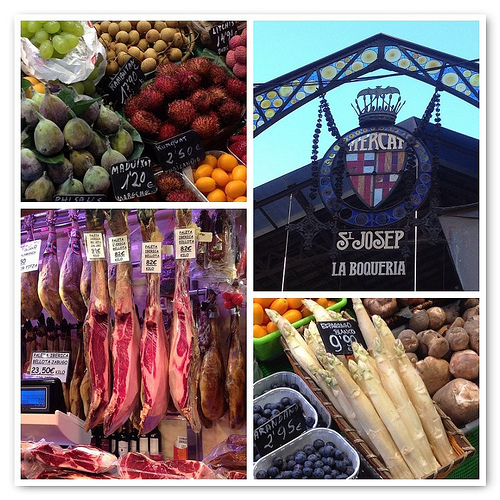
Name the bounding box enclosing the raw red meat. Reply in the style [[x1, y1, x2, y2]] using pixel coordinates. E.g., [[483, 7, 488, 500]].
[[103, 210, 142, 436], [118, 452, 215, 479], [137, 210, 169, 434], [27, 442, 117, 474], [33, 468, 116, 479]]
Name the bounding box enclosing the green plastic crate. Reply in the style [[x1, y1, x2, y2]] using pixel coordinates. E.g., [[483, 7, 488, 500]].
[[253, 298, 347, 362]]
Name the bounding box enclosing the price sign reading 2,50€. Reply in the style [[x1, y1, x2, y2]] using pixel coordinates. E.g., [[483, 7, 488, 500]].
[[316, 320, 366, 355]]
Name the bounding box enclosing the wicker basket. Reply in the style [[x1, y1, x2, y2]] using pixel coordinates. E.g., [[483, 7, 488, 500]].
[[281, 338, 476, 479]]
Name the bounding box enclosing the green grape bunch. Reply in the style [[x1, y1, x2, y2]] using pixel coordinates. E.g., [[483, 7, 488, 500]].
[[21, 21, 85, 60]]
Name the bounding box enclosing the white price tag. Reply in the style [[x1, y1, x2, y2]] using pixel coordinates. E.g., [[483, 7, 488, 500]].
[[197, 231, 213, 243], [30, 351, 70, 383], [162, 244, 174, 256], [109, 235, 130, 264], [84, 232, 106, 260], [175, 228, 196, 259], [141, 242, 162, 273], [20, 240, 41, 273]]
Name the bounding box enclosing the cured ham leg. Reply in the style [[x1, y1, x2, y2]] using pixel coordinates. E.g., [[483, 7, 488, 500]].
[[59, 210, 87, 322], [199, 292, 227, 422], [38, 210, 63, 323], [136, 209, 169, 435], [169, 210, 201, 430], [21, 214, 42, 320], [103, 209, 141, 436], [80, 258, 91, 308], [83, 210, 111, 431], [226, 307, 246, 429]]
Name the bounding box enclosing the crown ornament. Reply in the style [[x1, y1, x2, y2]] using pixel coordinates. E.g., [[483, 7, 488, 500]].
[[352, 86, 405, 126]]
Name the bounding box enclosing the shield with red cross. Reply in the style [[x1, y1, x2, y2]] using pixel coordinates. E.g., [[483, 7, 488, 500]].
[[345, 149, 406, 208]]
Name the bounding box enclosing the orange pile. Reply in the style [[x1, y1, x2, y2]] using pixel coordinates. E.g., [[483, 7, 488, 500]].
[[193, 152, 247, 202], [253, 298, 338, 338]]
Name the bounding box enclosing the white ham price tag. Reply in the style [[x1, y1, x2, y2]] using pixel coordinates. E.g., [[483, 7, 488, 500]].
[[141, 242, 162, 273], [109, 235, 130, 264], [175, 228, 196, 259], [84, 232, 106, 260], [21, 240, 41, 273], [30, 351, 70, 383]]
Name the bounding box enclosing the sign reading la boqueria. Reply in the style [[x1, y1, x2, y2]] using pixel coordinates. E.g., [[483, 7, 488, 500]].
[[312, 86, 434, 280]]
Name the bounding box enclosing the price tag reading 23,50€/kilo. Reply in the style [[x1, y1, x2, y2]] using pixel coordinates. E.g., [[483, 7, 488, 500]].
[[109, 235, 130, 264], [316, 320, 365, 355], [174, 228, 196, 260], [84, 232, 106, 260], [141, 242, 162, 273], [30, 351, 70, 383], [254, 403, 306, 458]]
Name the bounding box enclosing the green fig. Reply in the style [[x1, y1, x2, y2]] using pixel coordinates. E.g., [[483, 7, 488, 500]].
[[69, 150, 95, 179], [21, 92, 40, 128], [101, 144, 127, 172], [110, 125, 134, 157], [79, 94, 100, 125], [87, 130, 107, 163], [39, 85, 69, 129], [34, 113, 65, 156], [94, 104, 121, 135], [56, 174, 85, 195], [46, 157, 73, 184], [21, 148, 44, 181], [24, 171, 55, 201], [83, 165, 110, 194], [64, 116, 93, 150]]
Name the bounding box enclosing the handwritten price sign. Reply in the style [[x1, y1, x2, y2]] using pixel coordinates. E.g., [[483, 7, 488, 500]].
[[109, 235, 130, 264], [110, 157, 157, 201], [316, 320, 366, 355], [20, 240, 41, 273], [108, 57, 146, 104], [154, 131, 205, 172], [209, 21, 239, 55], [174, 228, 196, 259], [141, 242, 162, 273], [30, 351, 70, 383], [83, 232, 106, 260]]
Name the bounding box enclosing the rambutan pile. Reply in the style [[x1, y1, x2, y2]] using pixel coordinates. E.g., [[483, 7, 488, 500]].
[[166, 189, 199, 202], [155, 171, 185, 197], [123, 54, 247, 142]]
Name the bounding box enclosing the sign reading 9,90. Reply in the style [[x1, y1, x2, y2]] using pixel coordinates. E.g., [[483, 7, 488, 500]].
[[316, 320, 366, 355]]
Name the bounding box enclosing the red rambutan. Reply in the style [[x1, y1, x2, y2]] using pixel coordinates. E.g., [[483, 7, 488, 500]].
[[129, 110, 162, 137], [166, 189, 198, 202], [154, 75, 182, 101], [175, 66, 202, 96], [184, 56, 213, 78], [155, 171, 184, 196], [139, 86, 165, 112], [217, 98, 243, 126], [188, 88, 212, 113], [225, 77, 246, 102], [157, 122, 181, 141], [124, 93, 143, 120], [191, 114, 221, 139], [167, 99, 197, 129], [208, 65, 229, 86], [156, 60, 179, 78], [206, 86, 228, 108]]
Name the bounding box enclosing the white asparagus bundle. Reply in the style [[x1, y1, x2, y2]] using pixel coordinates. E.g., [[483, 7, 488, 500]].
[[371, 338, 440, 472], [350, 359, 433, 478], [326, 354, 413, 479], [394, 339, 457, 467], [372, 314, 399, 370], [352, 298, 380, 353], [351, 342, 381, 384]]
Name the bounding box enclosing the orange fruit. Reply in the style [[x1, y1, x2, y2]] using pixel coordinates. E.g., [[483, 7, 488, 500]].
[[207, 189, 227, 202], [283, 309, 303, 324], [316, 298, 329, 308], [254, 298, 274, 308], [286, 298, 304, 309], [327, 299, 337, 307], [253, 324, 268, 338], [204, 154, 218, 168], [225, 180, 246, 199], [217, 153, 238, 172], [195, 176, 216, 194], [232, 165, 247, 182], [270, 298, 288, 315], [211, 168, 230, 188], [194, 164, 213, 181], [266, 321, 279, 334], [300, 304, 313, 318], [234, 196, 247, 202], [253, 302, 264, 325]]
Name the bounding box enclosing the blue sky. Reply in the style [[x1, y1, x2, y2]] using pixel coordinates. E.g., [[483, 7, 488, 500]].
[[253, 19, 481, 186]]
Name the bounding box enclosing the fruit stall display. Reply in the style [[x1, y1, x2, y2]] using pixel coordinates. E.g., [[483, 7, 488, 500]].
[[252, 298, 479, 480], [20, 20, 247, 203]]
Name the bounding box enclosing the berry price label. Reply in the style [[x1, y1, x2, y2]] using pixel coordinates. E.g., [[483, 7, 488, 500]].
[[20, 240, 41, 273], [316, 320, 366, 355], [154, 131, 205, 172], [174, 228, 196, 259], [108, 57, 146, 104], [254, 403, 306, 458], [30, 351, 70, 383], [83, 232, 106, 260], [209, 21, 238, 55], [141, 242, 162, 274], [109, 235, 130, 264], [110, 157, 157, 201]]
